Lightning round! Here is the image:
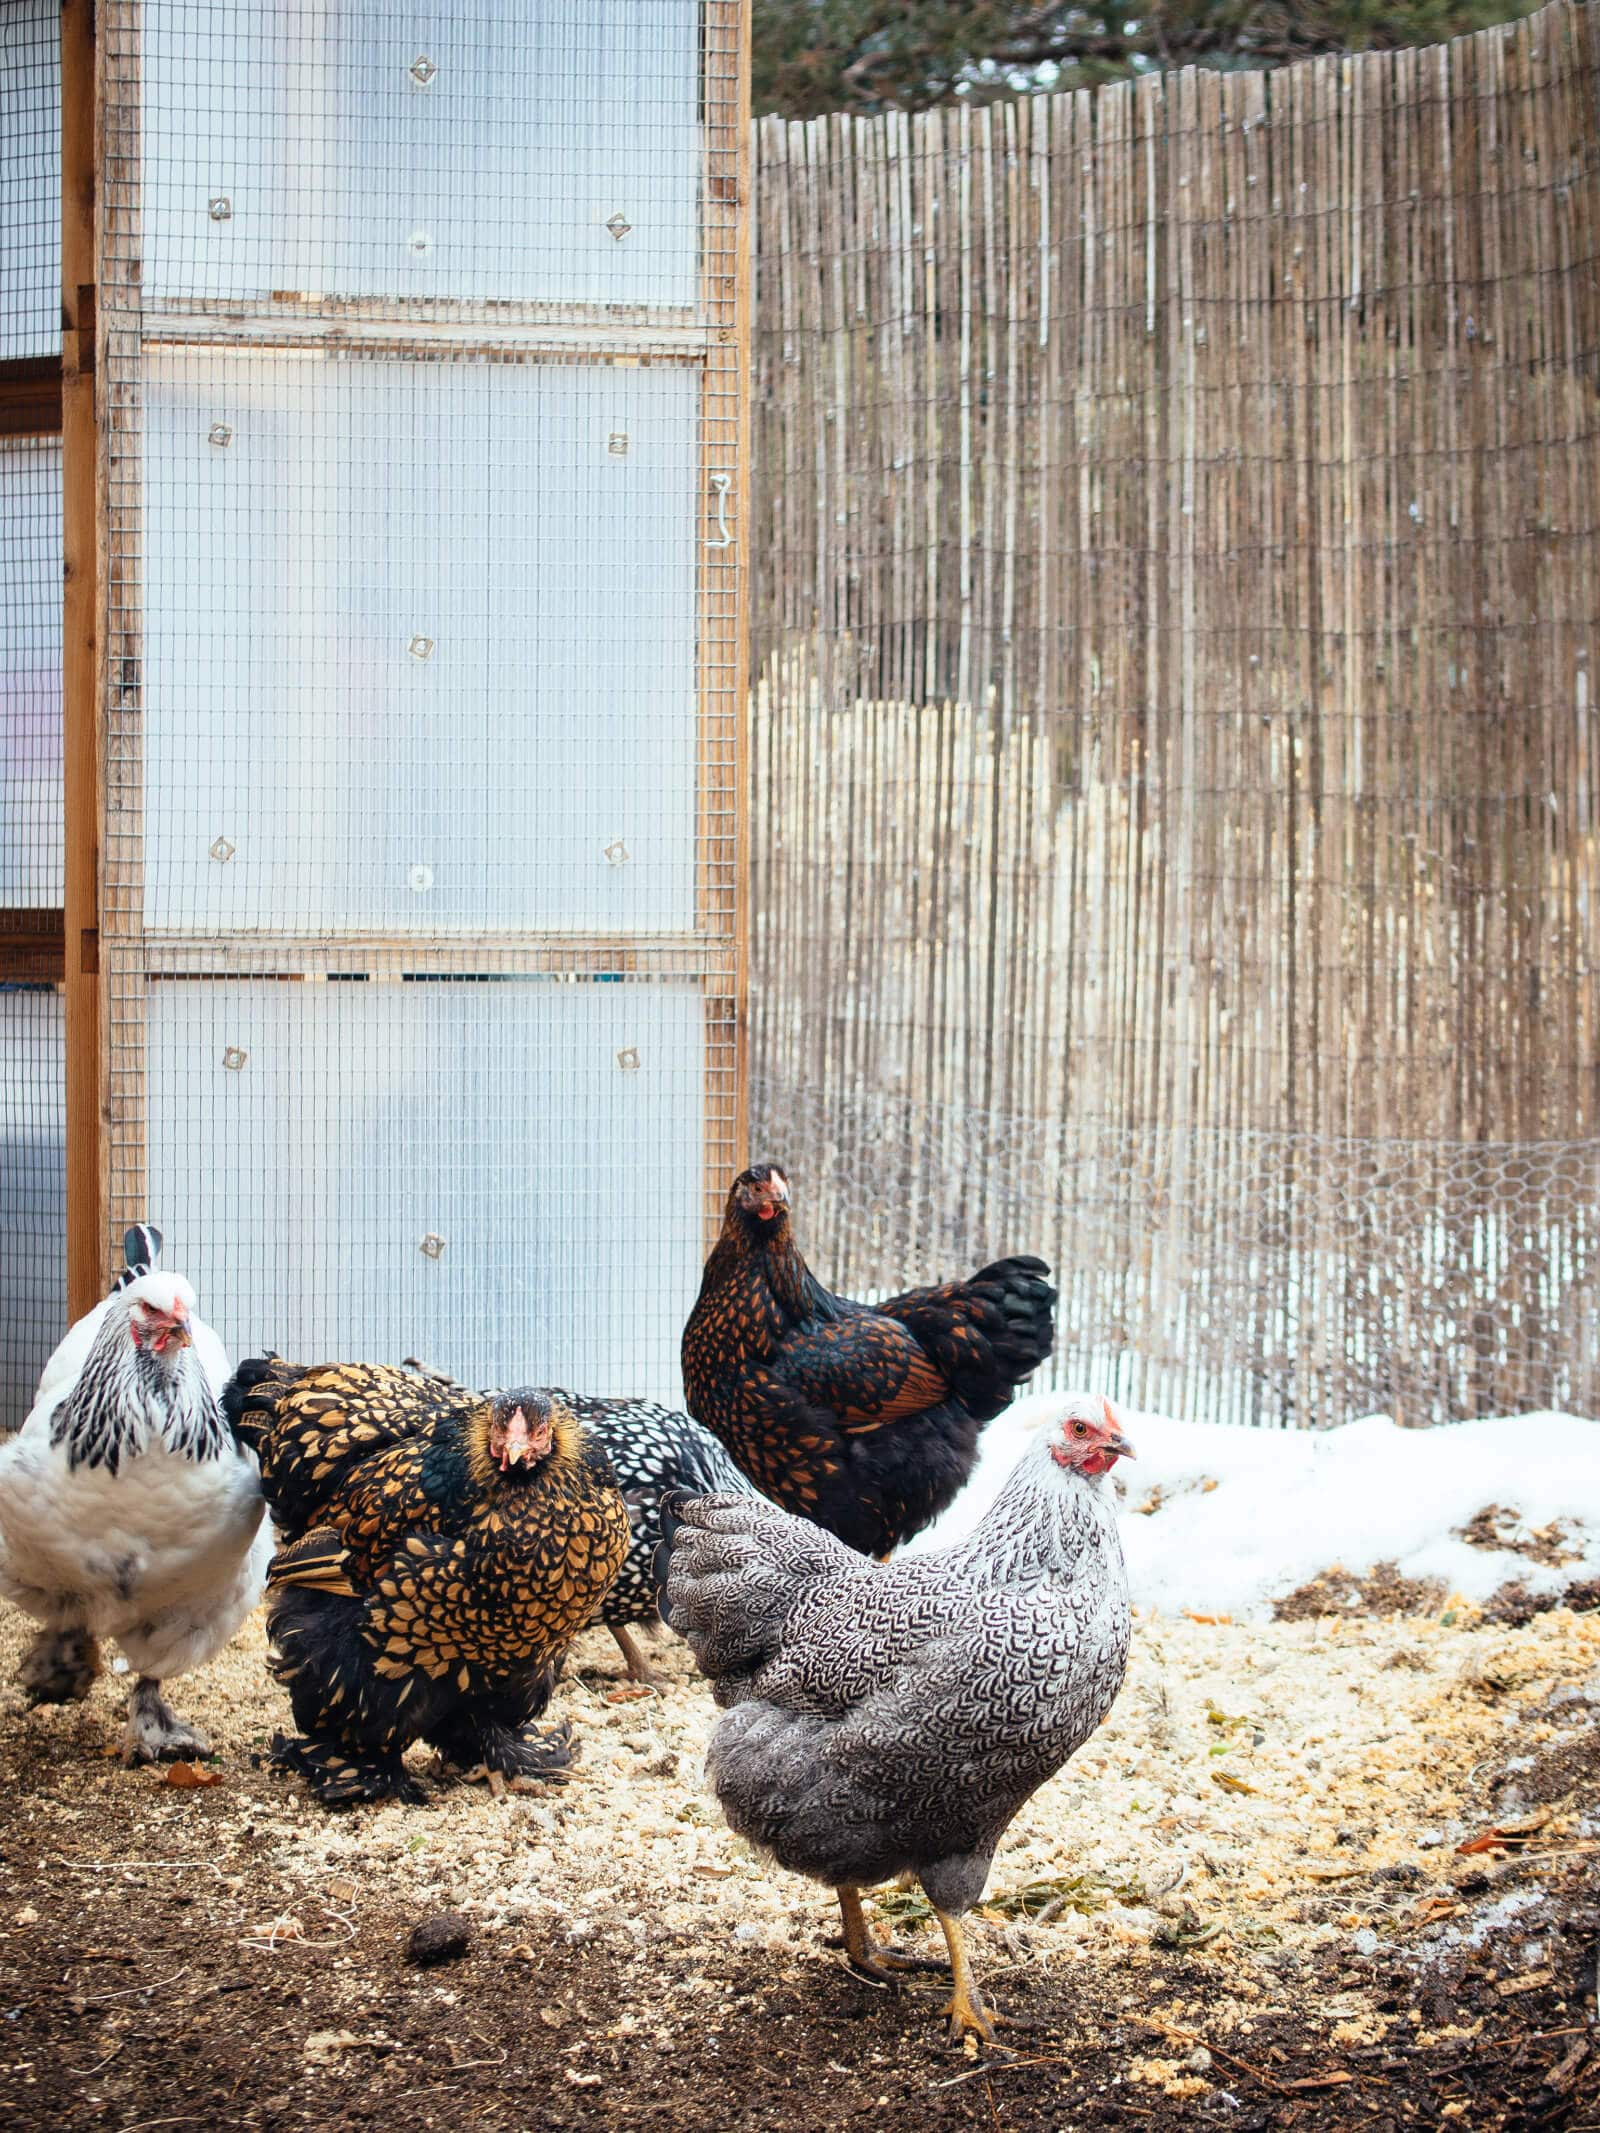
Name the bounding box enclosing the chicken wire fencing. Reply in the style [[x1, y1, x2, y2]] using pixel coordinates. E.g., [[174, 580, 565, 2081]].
[[0, 0, 64, 1431], [749, 2, 1600, 1430], [78, 0, 747, 1408]]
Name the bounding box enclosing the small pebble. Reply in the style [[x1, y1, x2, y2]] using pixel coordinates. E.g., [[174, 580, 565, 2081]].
[[404, 1910, 472, 1967]]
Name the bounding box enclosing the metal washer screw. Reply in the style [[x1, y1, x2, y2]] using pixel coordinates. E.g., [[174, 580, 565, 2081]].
[[409, 54, 437, 86], [604, 839, 630, 866], [607, 432, 630, 457], [408, 634, 435, 661], [616, 1047, 641, 1072], [221, 1046, 247, 1071], [208, 423, 233, 448], [408, 864, 434, 893], [208, 196, 233, 221], [419, 1233, 446, 1259], [209, 836, 236, 863], [605, 213, 633, 241]]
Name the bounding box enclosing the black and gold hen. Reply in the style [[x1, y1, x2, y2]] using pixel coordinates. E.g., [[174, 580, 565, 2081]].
[[223, 1358, 629, 1807], [681, 1164, 1056, 1559]]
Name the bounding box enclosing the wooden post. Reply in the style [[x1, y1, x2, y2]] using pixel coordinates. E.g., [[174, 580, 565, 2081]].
[[61, 0, 103, 1316]]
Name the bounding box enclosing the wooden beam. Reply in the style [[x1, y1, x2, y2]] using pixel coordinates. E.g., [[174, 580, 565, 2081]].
[[62, 0, 103, 1316], [0, 356, 63, 438]]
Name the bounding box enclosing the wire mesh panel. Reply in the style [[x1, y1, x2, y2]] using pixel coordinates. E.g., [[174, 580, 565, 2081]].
[[147, 975, 704, 1395], [97, 1, 748, 1395], [142, 0, 701, 315], [0, 0, 60, 360], [0, 0, 65, 1424], [0, 439, 60, 907], [0, 988, 65, 1429], [143, 350, 699, 934]]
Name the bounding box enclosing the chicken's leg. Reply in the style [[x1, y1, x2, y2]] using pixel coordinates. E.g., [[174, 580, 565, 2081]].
[[933, 1906, 1001, 2046], [122, 1677, 211, 1765], [837, 1884, 950, 1983], [609, 1624, 664, 1691]]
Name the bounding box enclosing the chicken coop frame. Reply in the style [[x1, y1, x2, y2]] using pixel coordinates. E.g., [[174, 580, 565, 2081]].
[[22, 1, 750, 1381]]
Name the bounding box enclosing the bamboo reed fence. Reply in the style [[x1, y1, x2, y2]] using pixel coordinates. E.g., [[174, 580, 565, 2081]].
[[748, 0, 1600, 1427]]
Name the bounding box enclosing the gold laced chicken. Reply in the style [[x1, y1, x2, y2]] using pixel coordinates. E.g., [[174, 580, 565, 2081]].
[[224, 1357, 629, 1807]]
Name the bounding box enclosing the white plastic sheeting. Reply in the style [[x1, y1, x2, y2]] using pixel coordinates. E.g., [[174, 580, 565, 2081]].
[[140, 0, 701, 310], [146, 974, 705, 1399], [0, 439, 61, 907], [0, 0, 60, 359], [0, 987, 65, 1431], [141, 351, 699, 935]]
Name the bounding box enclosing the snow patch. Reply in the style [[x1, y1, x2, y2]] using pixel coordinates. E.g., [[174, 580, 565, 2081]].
[[909, 1395, 1600, 1621]]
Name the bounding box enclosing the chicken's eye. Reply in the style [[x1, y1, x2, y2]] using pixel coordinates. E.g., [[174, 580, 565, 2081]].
[[1071, 1421, 1088, 1435]]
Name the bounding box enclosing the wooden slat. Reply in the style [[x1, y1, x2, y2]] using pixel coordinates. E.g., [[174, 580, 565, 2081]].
[[61, 0, 103, 1317]]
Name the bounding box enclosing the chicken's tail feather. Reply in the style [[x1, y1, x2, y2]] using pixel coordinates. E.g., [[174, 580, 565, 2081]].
[[110, 1223, 163, 1292], [878, 1256, 1057, 1424], [220, 1352, 290, 1449], [268, 1525, 357, 1597]]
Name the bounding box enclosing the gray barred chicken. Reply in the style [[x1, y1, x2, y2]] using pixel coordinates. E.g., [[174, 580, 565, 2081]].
[[660, 1394, 1134, 2045]]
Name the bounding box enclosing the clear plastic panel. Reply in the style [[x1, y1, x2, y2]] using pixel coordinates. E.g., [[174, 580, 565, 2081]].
[[142, 350, 698, 934], [0, 986, 65, 1430], [141, 0, 701, 311], [0, 0, 60, 360], [145, 974, 704, 1400], [0, 439, 62, 907]]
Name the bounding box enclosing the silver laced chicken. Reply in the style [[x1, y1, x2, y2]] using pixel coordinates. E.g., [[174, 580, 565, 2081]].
[[660, 1394, 1134, 2045], [0, 1229, 269, 1764]]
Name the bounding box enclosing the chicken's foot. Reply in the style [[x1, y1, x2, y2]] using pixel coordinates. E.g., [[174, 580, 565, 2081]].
[[837, 1885, 950, 1984], [609, 1625, 664, 1692], [933, 1906, 1002, 2046], [18, 1626, 101, 1707], [269, 1730, 427, 1807], [436, 1712, 577, 1785], [122, 1678, 211, 1766]]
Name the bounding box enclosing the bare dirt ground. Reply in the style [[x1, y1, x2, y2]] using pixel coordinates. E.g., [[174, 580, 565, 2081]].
[[0, 1593, 1596, 2133]]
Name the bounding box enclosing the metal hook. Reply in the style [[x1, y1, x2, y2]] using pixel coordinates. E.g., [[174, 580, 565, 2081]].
[[707, 473, 734, 552]]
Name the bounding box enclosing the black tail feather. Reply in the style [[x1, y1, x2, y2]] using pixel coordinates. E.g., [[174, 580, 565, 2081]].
[[221, 1352, 284, 1446], [653, 1486, 695, 1628], [111, 1223, 163, 1293]]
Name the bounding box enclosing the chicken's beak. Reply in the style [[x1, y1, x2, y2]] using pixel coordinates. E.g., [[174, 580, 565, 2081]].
[[497, 1406, 551, 1469], [754, 1174, 789, 1221], [152, 1308, 191, 1354], [1100, 1395, 1134, 1460]]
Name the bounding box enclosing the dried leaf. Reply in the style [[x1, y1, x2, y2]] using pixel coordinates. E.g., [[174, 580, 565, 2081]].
[[1413, 1896, 1460, 1925], [1283, 2073, 1353, 2091], [162, 1761, 221, 1789], [1455, 1828, 1511, 1856], [1212, 1771, 1259, 1797]]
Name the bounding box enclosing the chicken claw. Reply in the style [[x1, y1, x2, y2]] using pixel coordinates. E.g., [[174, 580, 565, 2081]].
[[837, 1885, 951, 1986], [934, 1907, 1003, 2047]]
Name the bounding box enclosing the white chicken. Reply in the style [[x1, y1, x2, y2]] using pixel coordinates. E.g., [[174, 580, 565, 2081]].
[[0, 1232, 270, 1763]]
